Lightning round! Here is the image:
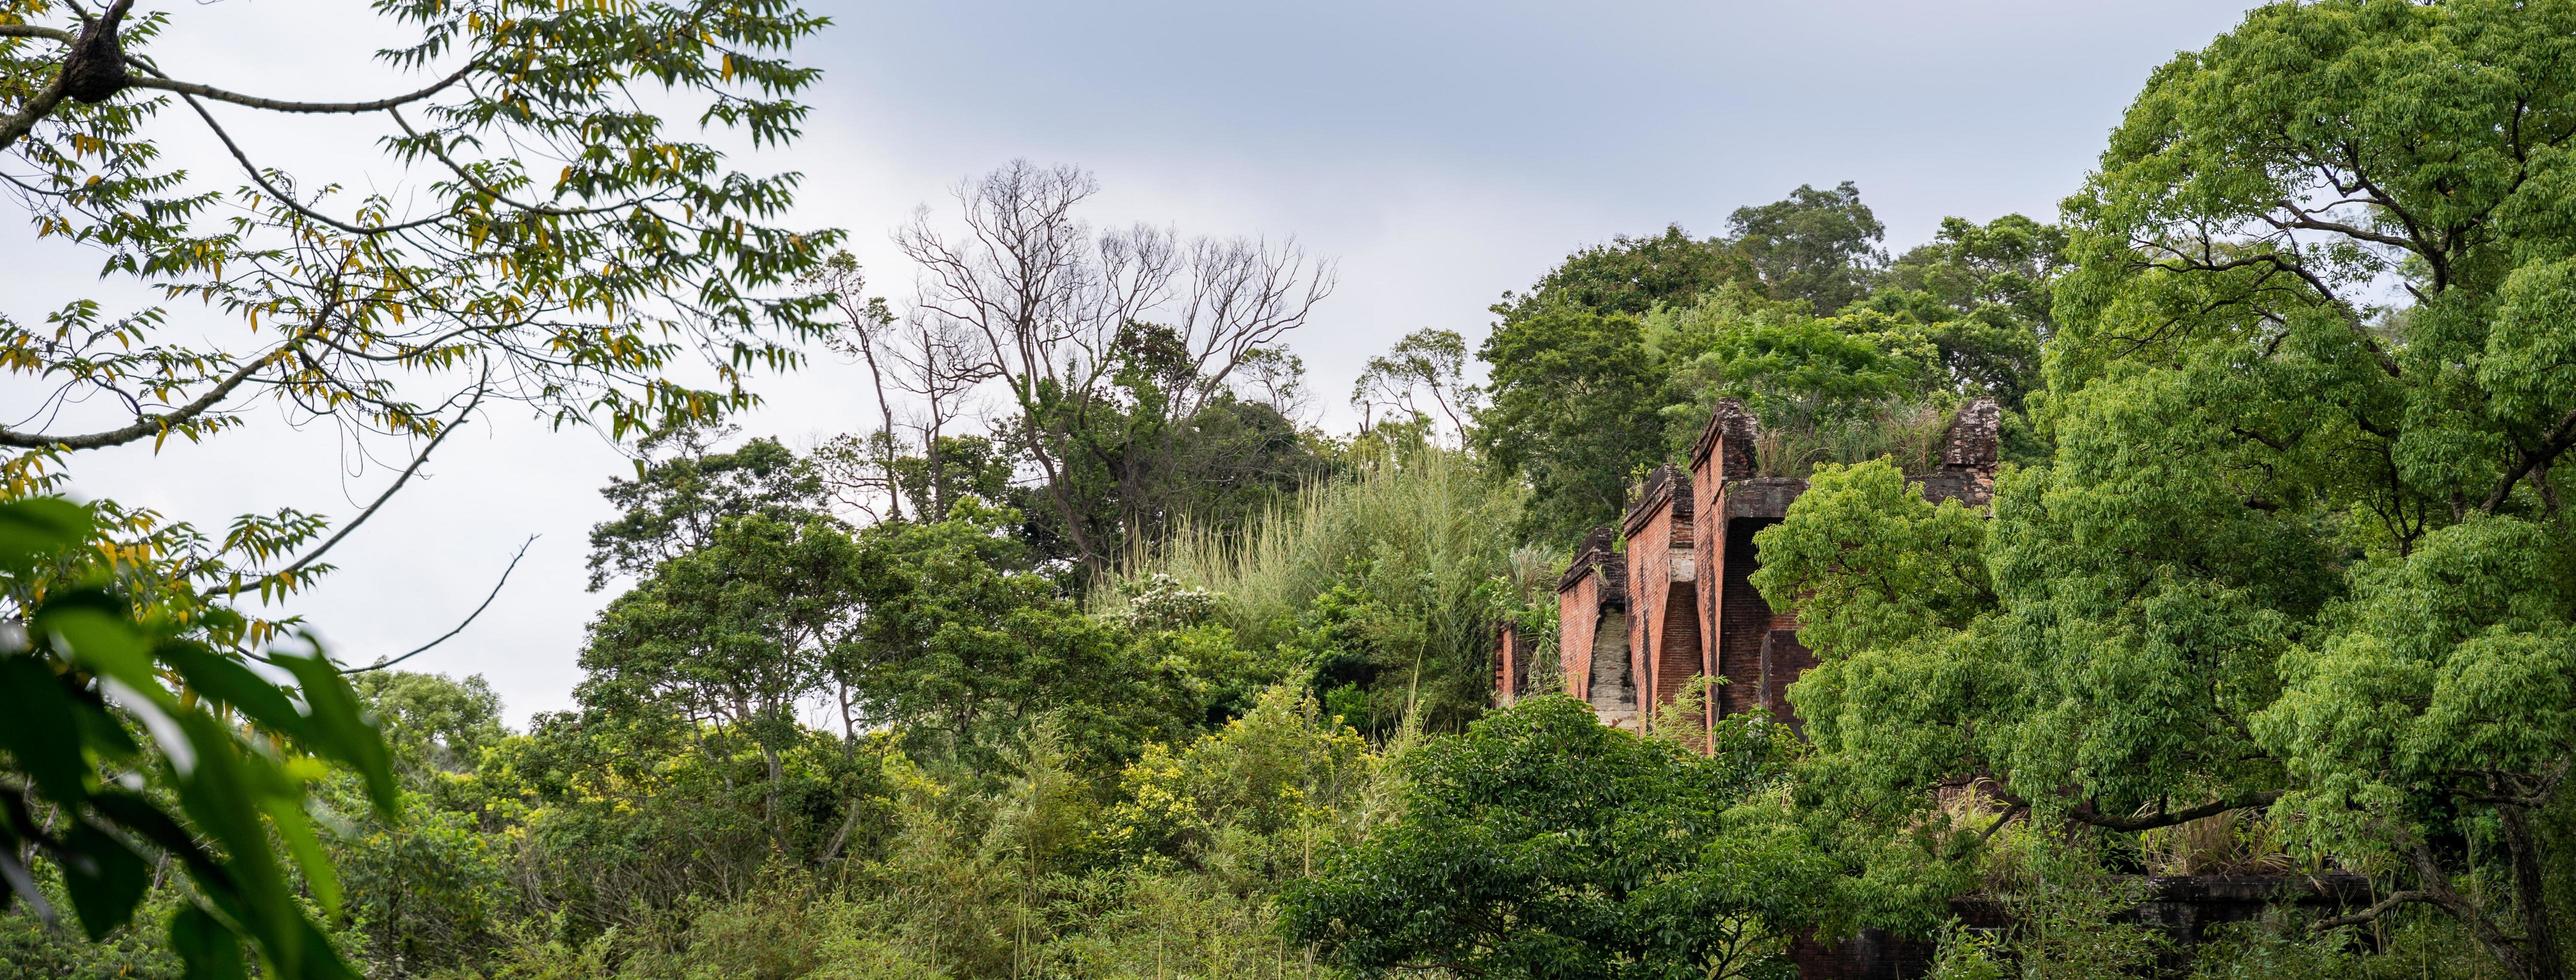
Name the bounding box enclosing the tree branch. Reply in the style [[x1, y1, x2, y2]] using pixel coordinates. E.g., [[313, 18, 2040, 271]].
[[341, 534, 536, 674], [2311, 889, 2434, 932], [2481, 409, 2576, 513], [125, 62, 473, 115], [0, 55, 73, 152], [0, 326, 314, 449], [216, 372, 488, 597], [2066, 790, 2282, 833]]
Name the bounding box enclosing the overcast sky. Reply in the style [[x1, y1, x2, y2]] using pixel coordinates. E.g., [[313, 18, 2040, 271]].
[[4, 1, 2262, 723]]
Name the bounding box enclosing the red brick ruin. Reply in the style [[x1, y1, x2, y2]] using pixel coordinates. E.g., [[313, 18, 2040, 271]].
[[1498, 397, 2003, 739], [1491, 397, 2371, 978]]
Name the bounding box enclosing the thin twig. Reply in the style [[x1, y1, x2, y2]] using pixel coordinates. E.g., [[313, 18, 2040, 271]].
[[342, 534, 536, 675]]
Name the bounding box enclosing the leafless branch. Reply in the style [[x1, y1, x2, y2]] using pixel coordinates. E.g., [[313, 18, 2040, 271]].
[[341, 534, 536, 674]]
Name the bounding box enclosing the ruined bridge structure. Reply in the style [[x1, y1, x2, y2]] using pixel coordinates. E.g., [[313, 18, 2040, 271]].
[[1496, 396, 2004, 737], [1490, 399, 2372, 979]]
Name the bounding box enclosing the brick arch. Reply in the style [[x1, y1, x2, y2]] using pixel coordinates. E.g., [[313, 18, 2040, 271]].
[[1589, 607, 1636, 730], [1652, 580, 1703, 724]]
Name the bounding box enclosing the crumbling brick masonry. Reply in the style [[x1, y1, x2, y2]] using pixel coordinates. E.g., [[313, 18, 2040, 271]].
[[1530, 397, 2002, 736]]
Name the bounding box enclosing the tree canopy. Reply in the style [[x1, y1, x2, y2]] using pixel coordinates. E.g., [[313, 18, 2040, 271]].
[[1752, 2, 2576, 976], [9, 1, 2576, 977]]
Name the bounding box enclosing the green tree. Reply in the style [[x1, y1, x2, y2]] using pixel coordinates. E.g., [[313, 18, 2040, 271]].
[[579, 512, 863, 849], [1018, 322, 1334, 577], [887, 434, 1021, 521], [1478, 209, 1928, 540], [1104, 684, 1377, 883], [1651, 291, 1938, 445], [1728, 181, 1888, 313], [586, 425, 828, 590], [346, 670, 508, 791], [1860, 215, 2066, 407], [473, 707, 882, 945], [892, 162, 1333, 579], [1475, 227, 1757, 542], [1475, 300, 1669, 542], [1757, 3, 2576, 975], [1497, 224, 1756, 320], [332, 801, 516, 976], [1281, 695, 1809, 979], [2, 1, 835, 968], [1353, 328, 1479, 441], [2056, 3, 2576, 974], [2254, 516, 2575, 979], [840, 500, 1192, 771], [3, 0, 836, 625]]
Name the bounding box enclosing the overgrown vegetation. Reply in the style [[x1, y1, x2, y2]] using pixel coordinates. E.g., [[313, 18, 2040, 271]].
[[5, 0, 2575, 977], [1120, 446, 1537, 734]]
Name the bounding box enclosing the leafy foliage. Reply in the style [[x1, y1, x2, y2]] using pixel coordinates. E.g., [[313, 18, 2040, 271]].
[[1128, 446, 1530, 732], [17, 2, 2576, 976], [1728, 180, 1890, 314], [0, 497, 395, 977], [2, 1, 839, 967], [1745, 3, 2576, 977], [1280, 695, 1808, 979], [1477, 197, 2054, 540], [586, 426, 828, 590]]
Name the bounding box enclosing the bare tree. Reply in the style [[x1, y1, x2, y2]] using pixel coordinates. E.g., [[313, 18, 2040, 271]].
[[887, 312, 990, 520], [894, 160, 1333, 572], [806, 252, 909, 522]]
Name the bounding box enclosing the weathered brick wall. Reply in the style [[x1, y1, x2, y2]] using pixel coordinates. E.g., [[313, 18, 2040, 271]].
[[1689, 400, 1754, 734], [1759, 626, 1814, 731], [1622, 466, 1694, 724], [1556, 533, 1637, 729], [1624, 511, 1669, 712], [1530, 399, 2001, 739], [1492, 625, 1532, 707], [1653, 581, 1701, 718], [1558, 574, 1599, 701], [1717, 520, 1772, 718], [1623, 519, 1663, 715]]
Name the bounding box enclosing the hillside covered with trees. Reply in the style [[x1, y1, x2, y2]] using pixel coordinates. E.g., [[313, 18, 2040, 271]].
[[3, 0, 2574, 977]]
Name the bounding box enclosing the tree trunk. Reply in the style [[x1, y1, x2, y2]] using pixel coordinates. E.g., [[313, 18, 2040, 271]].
[[2499, 802, 2565, 980], [762, 743, 788, 857]]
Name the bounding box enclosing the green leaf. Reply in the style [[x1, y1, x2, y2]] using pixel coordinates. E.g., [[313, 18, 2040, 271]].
[[56, 820, 149, 940], [0, 497, 93, 574], [259, 793, 340, 916], [167, 713, 304, 964], [88, 790, 228, 886], [33, 598, 167, 707], [0, 654, 91, 805], [158, 641, 309, 742], [272, 649, 398, 816], [171, 904, 250, 980]]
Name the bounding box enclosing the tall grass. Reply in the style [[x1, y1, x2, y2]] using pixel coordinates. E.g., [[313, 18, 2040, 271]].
[[1753, 399, 1953, 478], [1112, 447, 1533, 731]]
